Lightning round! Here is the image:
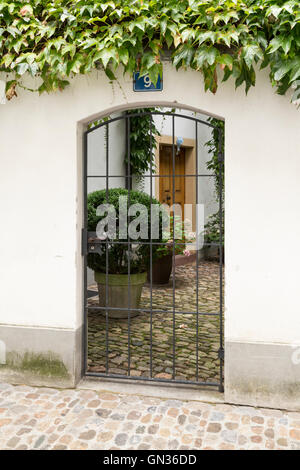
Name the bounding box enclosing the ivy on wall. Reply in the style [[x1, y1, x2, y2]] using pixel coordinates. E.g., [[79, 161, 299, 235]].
[[125, 108, 160, 177], [203, 117, 224, 247], [205, 117, 224, 195], [1, 0, 300, 102]]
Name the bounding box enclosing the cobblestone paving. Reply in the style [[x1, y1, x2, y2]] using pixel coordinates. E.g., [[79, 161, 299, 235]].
[[88, 261, 222, 383], [0, 382, 299, 450]]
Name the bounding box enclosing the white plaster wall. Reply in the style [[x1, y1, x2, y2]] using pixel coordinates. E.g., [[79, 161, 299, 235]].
[[0, 64, 299, 347]]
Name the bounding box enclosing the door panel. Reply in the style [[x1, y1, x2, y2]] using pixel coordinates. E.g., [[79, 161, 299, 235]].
[[159, 145, 185, 218]]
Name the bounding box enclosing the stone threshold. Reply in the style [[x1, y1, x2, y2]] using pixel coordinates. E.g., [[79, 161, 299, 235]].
[[77, 376, 224, 404]]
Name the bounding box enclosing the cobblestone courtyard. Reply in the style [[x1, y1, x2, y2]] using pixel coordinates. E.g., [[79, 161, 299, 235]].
[[87, 261, 222, 383], [0, 381, 299, 450]]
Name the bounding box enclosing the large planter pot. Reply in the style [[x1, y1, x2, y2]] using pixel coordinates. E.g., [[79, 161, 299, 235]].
[[147, 254, 173, 285], [202, 245, 224, 262], [94, 271, 147, 319]]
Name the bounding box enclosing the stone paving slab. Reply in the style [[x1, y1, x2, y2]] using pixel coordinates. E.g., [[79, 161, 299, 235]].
[[0, 381, 299, 450]]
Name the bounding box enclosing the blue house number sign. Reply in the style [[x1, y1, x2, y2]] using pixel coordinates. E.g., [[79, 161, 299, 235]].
[[133, 72, 163, 92]]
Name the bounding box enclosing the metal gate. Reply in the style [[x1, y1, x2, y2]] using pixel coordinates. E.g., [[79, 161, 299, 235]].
[[82, 109, 224, 391]]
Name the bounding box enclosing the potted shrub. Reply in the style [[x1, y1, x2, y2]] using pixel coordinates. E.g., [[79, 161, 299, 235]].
[[147, 215, 195, 285], [202, 210, 224, 261], [148, 243, 173, 285], [87, 188, 164, 318]]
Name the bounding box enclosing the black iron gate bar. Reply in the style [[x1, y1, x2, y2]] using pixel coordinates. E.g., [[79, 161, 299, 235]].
[[83, 110, 224, 391], [195, 120, 199, 383], [172, 115, 176, 381], [149, 117, 153, 378], [127, 116, 132, 378], [85, 111, 218, 134], [218, 122, 224, 392], [105, 122, 109, 373]]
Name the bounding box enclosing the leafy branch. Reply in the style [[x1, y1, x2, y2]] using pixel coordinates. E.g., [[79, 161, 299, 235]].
[[1, 1, 300, 101], [125, 108, 160, 177], [205, 117, 224, 196]]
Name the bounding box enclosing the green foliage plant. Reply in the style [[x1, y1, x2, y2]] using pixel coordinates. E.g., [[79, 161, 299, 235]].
[[203, 209, 224, 246], [203, 118, 224, 248], [87, 187, 165, 274], [125, 108, 160, 178], [205, 117, 224, 195], [155, 214, 195, 259], [1, 1, 300, 102]]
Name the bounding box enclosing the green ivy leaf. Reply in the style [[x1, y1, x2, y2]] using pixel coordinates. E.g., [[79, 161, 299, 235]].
[[218, 54, 233, 69], [16, 62, 29, 75], [118, 48, 129, 66], [289, 59, 300, 82], [173, 44, 194, 68], [67, 56, 82, 75], [104, 67, 116, 80], [94, 48, 117, 69], [61, 44, 76, 58], [193, 46, 218, 69], [242, 44, 263, 69], [2, 53, 14, 68], [197, 31, 216, 45], [274, 62, 293, 81]]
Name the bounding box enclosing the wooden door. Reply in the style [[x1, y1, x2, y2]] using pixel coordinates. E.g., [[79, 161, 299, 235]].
[[159, 145, 185, 218]]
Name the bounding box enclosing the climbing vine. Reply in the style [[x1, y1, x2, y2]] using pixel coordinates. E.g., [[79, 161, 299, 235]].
[[1, 0, 300, 101], [203, 117, 224, 247], [125, 108, 160, 177], [205, 117, 224, 194]]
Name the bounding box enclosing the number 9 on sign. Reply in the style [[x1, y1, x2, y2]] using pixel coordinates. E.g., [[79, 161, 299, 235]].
[[143, 75, 152, 88], [133, 72, 163, 92]]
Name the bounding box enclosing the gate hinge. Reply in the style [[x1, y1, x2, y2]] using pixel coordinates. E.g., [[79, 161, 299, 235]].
[[81, 228, 87, 256], [218, 347, 224, 361]]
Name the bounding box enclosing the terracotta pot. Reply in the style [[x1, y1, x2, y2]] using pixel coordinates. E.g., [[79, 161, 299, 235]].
[[147, 254, 173, 285]]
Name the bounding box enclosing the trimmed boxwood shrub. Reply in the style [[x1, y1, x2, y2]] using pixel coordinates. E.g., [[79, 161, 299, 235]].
[[87, 188, 165, 274]]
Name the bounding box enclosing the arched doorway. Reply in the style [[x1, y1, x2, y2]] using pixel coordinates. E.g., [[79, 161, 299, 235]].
[[82, 106, 224, 391]]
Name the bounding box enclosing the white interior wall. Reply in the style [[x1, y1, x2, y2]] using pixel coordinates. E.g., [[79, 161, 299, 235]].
[[87, 116, 126, 193]]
